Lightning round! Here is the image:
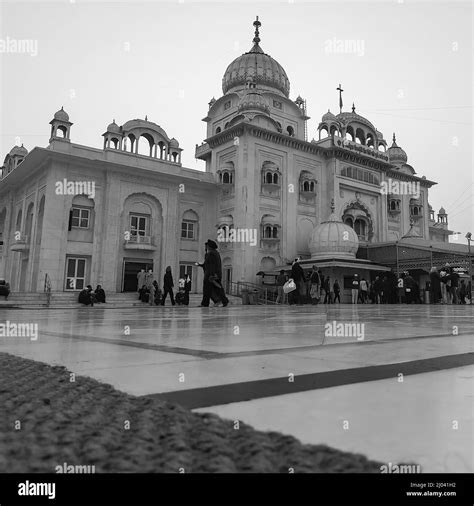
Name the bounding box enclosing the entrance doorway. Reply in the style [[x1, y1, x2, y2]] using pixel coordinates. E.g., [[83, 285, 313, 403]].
[[123, 260, 153, 292]]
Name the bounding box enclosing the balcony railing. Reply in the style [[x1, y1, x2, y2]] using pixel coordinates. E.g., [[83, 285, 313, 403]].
[[195, 143, 211, 159], [124, 235, 156, 250]]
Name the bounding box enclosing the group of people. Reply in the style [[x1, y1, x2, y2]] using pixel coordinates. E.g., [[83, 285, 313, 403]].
[[135, 239, 229, 308], [274, 259, 472, 305], [276, 262, 341, 305], [78, 285, 106, 306], [429, 265, 471, 304], [137, 268, 192, 306]]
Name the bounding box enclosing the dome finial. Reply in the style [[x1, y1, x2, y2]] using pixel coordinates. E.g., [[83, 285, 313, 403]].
[[145, 115, 148, 121], [253, 16, 261, 46], [392, 132, 396, 143], [330, 198, 335, 213], [352, 103, 356, 113]]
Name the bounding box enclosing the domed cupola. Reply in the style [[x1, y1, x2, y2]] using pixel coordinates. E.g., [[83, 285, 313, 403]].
[[54, 106, 69, 122], [387, 133, 408, 165], [106, 120, 121, 134], [309, 199, 359, 260], [322, 109, 337, 122], [10, 144, 28, 157], [169, 137, 180, 148], [222, 17, 290, 98]]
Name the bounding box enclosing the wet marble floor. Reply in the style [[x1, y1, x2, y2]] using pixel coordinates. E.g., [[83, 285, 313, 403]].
[[0, 304, 472, 472]]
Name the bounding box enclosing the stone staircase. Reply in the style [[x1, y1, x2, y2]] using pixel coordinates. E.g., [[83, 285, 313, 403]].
[[0, 291, 242, 309]]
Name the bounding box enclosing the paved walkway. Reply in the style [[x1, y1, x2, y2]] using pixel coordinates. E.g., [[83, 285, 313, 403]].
[[1, 304, 472, 472]]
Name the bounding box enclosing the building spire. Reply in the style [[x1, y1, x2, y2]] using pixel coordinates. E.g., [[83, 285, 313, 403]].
[[336, 84, 343, 114], [253, 16, 261, 45]]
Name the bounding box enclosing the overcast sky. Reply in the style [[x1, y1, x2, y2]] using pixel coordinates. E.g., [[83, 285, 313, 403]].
[[1, 0, 472, 242]]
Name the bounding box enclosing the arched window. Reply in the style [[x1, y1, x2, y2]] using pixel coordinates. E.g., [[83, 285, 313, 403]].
[[216, 127, 221, 134], [223, 172, 230, 184], [264, 225, 272, 238], [287, 126, 295, 136], [310, 181, 315, 192], [219, 172, 223, 183], [303, 181, 310, 192], [182, 210, 199, 240], [272, 226, 278, 239], [273, 173, 279, 184], [224, 122, 229, 129], [319, 126, 329, 139], [276, 122, 282, 132], [344, 217, 353, 228], [266, 172, 273, 184]]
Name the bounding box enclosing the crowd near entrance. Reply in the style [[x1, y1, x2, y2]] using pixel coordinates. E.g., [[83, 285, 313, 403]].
[[122, 260, 153, 292]]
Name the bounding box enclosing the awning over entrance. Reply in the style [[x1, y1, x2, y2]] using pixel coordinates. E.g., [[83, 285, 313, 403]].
[[360, 240, 473, 273]]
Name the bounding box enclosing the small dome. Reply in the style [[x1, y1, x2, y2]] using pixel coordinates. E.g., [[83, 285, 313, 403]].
[[238, 90, 270, 115], [54, 106, 69, 122], [439, 207, 446, 214], [169, 138, 179, 148], [322, 109, 337, 122], [387, 134, 408, 164], [10, 144, 28, 157], [106, 120, 120, 134], [309, 209, 359, 260]]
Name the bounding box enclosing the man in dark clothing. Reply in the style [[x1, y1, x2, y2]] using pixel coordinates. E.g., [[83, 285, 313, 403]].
[[78, 285, 95, 306], [276, 270, 288, 304], [94, 285, 106, 303], [450, 270, 459, 304], [333, 279, 341, 303], [197, 240, 229, 307], [429, 267, 440, 303], [290, 258, 304, 305], [404, 273, 416, 304], [374, 276, 382, 304], [161, 266, 175, 305], [0, 279, 10, 300]]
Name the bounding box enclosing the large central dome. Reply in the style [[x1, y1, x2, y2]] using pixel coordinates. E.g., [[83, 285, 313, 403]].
[[222, 18, 290, 98]]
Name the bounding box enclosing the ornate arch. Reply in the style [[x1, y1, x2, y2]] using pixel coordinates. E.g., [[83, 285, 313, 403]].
[[342, 199, 374, 241]]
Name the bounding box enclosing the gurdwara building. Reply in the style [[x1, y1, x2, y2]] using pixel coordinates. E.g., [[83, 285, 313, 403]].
[[0, 18, 468, 300]]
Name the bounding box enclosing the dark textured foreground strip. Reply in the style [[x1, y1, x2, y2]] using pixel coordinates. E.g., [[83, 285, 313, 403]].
[[148, 353, 474, 409], [0, 352, 387, 473]]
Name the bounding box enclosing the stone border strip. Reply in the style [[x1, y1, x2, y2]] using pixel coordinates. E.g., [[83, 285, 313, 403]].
[[145, 353, 474, 409]]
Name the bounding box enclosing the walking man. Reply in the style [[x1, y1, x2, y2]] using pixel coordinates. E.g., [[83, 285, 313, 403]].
[[197, 239, 229, 307]]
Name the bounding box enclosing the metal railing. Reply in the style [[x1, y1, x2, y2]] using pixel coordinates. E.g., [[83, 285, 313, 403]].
[[44, 273, 52, 307], [127, 235, 152, 244], [228, 281, 278, 305]]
